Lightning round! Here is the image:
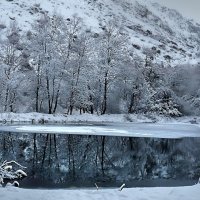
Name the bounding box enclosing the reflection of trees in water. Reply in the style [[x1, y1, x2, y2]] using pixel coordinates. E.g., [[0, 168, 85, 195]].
[[0, 132, 200, 183]]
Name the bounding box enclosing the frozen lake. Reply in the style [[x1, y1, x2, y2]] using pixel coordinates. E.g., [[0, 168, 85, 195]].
[[0, 123, 199, 188], [0, 123, 199, 138]]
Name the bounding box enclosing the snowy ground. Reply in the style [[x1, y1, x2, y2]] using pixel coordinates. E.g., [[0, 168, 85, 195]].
[[0, 112, 158, 123], [0, 112, 200, 124], [0, 184, 200, 200]]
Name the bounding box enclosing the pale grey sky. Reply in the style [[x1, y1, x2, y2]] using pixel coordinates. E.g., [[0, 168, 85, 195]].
[[153, 0, 200, 22]]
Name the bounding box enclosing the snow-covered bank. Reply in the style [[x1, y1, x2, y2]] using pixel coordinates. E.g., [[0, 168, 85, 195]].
[[0, 112, 200, 124], [0, 185, 200, 200]]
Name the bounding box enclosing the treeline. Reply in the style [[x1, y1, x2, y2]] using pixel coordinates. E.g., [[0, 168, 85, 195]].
[[0, 14, 199, 116]]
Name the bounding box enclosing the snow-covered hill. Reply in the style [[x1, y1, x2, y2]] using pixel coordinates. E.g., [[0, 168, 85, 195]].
[[1, 0, 200, 66]]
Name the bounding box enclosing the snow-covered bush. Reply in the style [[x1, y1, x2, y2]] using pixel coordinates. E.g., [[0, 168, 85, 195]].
[[150, 99, 182, 117], [150, 89, 182, 117], [0, 161, 27, 186]]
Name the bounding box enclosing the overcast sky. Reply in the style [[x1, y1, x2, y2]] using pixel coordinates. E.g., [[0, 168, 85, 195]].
[[153, 0, 200, 22]]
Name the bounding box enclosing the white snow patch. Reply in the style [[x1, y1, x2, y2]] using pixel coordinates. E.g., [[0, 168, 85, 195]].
[[16, 126, 129, 134], [0, 185, 200, 200]]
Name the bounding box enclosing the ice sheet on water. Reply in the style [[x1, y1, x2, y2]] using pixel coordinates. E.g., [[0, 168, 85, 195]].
[[0, 123, 199, 138]]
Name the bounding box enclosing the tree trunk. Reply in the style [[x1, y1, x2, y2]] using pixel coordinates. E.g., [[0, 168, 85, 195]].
[[33, 133, 38, 168], [35, 62, 41, 112], [101, 72, 108, 115], [101, 136, 106, 175], [46, 74, 52, 114], [41, 134, 49, 168], [4, 88, 9, 112], [128, 92, 135, 113]]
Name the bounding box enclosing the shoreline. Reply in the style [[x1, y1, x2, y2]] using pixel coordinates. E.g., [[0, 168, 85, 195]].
[[0, 112, 199, 125]]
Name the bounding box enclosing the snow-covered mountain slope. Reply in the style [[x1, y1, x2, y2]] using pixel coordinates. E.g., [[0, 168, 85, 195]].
[[1, 0, 200, 66]]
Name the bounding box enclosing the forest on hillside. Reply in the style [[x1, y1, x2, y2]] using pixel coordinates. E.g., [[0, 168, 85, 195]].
[[0, 14, 200, 116]]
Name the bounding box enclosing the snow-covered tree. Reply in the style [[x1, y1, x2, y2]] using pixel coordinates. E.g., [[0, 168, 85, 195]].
[[0, 21, 25, 112], [95, 20, 129, 114]]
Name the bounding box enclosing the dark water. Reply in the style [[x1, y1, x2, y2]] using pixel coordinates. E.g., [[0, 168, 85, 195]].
[[0, 129, 199, 188], [19, 177, 197, 189]]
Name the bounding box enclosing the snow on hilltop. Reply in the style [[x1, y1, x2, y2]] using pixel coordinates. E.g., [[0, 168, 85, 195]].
[[1, 0, 200, 66]]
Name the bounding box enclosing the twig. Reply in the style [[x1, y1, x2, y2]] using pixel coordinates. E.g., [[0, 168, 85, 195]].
[[95, 183, 99, 190], [119, 183, 125, 191], [1, 161, 27, 169]]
